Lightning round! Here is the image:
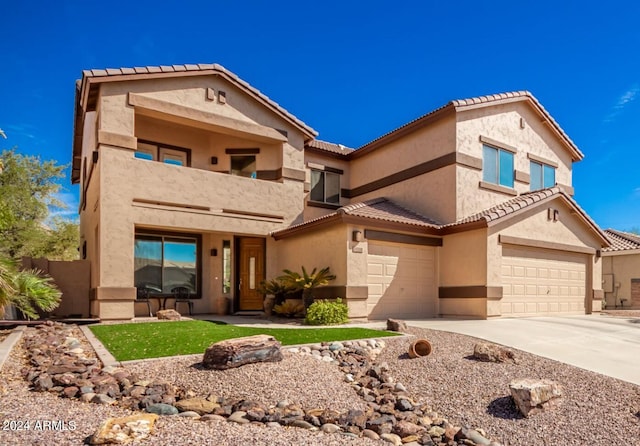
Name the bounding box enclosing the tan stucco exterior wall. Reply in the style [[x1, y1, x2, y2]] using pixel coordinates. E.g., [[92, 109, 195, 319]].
[[273, 224, 348, 284], [438, 229, 488, 318], [83, 75, 309, 319], [355, 166, 457, 224], [348, 115, 457, 223], [455, 102, 574, 219], [602, 252, 640, 308]]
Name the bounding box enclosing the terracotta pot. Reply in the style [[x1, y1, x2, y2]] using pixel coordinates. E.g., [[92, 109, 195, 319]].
[[408, 339, 432, 358]]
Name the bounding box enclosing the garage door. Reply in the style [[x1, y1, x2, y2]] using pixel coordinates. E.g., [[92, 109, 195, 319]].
[[501, 246, 587, 316], [367, 241, 437, 319]]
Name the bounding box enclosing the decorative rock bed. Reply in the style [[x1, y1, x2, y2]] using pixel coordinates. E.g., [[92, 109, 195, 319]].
[[20, 322, 502, 445]]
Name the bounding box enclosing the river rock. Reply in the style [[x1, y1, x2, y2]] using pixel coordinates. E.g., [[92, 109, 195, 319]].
[[175, 397, 218, 415], [89, 413, 158, 445]]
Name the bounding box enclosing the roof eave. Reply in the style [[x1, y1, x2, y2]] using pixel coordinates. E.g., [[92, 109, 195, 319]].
[[601, 248, 640, 256], [304, 145, 350, 160], [271, 212, 440, 240]]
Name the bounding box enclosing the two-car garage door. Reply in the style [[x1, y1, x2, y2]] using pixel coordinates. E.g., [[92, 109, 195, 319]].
[[501, 246, 587, 316], [367, 241, 437, 319]]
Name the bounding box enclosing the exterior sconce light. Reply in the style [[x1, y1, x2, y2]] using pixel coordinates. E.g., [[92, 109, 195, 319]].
[[211, 249, 218, 256], [211, 157, 218, 165], [352, 230, 364, 242]]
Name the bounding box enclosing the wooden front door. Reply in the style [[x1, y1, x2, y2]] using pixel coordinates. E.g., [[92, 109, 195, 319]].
[[237, 237, 266, 311]]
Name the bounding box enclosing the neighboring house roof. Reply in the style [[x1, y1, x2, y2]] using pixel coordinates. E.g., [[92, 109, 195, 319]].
[[349, 91, 584, 162], [72, 63, 318, 183], [271, 197, 440, 240], [274, 187, 610, 247], [305, 139, 354, 157], [603, 229, 640, 252]]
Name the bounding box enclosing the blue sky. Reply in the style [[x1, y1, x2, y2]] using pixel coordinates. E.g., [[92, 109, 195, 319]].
[[1, 1, 639, 229]]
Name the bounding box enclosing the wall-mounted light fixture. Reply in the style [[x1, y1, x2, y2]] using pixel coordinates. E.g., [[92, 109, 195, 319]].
[[211, 248, 218, 257], [211, 156, 218, 165], [352, 230, 363, 242]]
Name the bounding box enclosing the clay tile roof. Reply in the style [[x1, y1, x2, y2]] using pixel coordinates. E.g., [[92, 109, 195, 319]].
[[340, 197, 441, 227], [445, 187, 562, 227], [306, 139, 354, 156], [603, 229, 640, 252], [357, 91, 583, 161], [271, 198, 440, 238], [77, 63, 317, 138]]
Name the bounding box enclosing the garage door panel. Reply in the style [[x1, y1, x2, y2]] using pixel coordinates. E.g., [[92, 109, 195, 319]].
[[502, 246, 586, 317], [368, 264, 383, 276], [367, 241, 436, 319]]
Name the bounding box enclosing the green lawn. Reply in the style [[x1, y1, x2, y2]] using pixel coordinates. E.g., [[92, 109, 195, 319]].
[[89, 320, 400, 361]]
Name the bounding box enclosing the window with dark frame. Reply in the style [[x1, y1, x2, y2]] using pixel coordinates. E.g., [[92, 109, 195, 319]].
[[230, 155, 257, 178], [134, 140, 190, 167], [310, 170, 340, 204], [134, 232, 199, 297], [530, 161, 556, 191], [482, 144, 514, 188]]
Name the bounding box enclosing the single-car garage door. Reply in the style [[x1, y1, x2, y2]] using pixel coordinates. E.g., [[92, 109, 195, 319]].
[[367, 241, 437, 319], [501, 245, 587, 316]]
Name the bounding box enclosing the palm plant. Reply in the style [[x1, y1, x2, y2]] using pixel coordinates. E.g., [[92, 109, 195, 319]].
[[278, 266, 336, 310], [257, 278, 295, 305], [0, 257, 16, 318], [0, 256, 61, 319]]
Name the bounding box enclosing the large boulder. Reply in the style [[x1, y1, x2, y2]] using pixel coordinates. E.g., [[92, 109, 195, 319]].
[[202, 335, 283, 370], [509, 378, 563, 417], [473, 342, 517, 363], [386, 319, 408, 333], [157, 309, 181, 321]]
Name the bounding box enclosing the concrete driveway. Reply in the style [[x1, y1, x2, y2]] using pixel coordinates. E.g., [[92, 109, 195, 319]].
[[404, 315, 640, 385]]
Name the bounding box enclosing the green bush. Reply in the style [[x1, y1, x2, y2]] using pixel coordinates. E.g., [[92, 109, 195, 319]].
[[304, 298, 349, 325]]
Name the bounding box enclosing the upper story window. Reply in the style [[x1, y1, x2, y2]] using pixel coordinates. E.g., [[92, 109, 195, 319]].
[[530, 161, 556, 191], [135, 141, 190, 167], [482, 144, 514, 188], [230, 155, 257, 178], [310, 170, 340, 204]]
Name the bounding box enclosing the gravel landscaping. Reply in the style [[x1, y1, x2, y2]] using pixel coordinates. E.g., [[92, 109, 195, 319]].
[[0, 323, 638, 445]]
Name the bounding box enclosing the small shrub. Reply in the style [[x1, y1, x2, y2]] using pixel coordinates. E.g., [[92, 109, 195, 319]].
[[273, 300, 304, 318], [304, 298, 349, 325]]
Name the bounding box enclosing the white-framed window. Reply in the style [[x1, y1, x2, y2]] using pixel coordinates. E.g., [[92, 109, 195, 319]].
[[530, 161, 556, 190], [230, 155, 256, 178], [310, 170, 340, 204], [483, 144, 514, 188], [134, 141, 190, 166]]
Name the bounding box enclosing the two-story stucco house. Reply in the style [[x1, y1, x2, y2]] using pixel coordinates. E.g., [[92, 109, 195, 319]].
[[71, 64, 609, 320]]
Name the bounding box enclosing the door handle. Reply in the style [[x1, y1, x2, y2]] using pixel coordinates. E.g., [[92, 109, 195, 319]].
[[238, 279, 242, 291]]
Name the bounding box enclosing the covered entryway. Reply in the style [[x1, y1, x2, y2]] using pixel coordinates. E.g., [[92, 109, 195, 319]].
[[367, 241, 437, 319], [501, 245, 587, 316]]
